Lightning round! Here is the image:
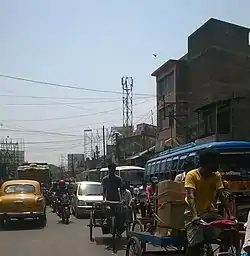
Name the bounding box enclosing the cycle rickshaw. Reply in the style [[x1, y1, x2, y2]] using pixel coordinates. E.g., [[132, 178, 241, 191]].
[[88, 200, 133, 253]]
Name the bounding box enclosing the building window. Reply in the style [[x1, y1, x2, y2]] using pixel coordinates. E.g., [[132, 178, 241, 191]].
[[199, 106, 215, 137], [199, 101, 231, 137], [158, 104, 175, 131], [159, 108, 169, 130], [158, 72, 175, 97], [217, 103, 230, 134], [168, 104, 175, 127]]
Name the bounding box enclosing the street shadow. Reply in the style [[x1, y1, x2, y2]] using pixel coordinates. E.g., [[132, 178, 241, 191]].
[[56, 219, 75, 225], [94, 236, 127, 252], [0, 219, 44, 232]]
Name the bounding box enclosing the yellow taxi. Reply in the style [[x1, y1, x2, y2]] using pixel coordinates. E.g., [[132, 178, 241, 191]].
[[0, 179, 47, 228]]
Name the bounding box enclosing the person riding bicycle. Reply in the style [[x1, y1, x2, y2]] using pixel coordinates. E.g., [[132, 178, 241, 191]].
[[102, 163, 123, 236], [120, 182, 132, 207], [146, 177, 158, 216], [146, 176, 158, 204], [120, 182, 133, 224], [102, 163, 122, 202], [184, 148, 233, 256]]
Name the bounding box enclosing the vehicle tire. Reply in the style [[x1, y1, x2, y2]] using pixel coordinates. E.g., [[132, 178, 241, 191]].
[[75, 210, 81, 219], [132, 220, 144, 232], [89, 211, 94, 242], [0, 218, 5, 230], [38, 212, 47, 228], [62, 212, 65, 224], [126, 237, 142, 256], [111, 216, 117, 254], [65, 217, 70, 225]]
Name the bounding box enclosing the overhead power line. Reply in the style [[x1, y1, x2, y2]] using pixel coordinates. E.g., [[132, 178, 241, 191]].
[[2, 98, 151, 122], [2, 107, 118, 122], [25, 138, 82, 144], [0, 93, 152, 101], [4, 100, 122, 106], [0, 128, 84, 137], [0, 74, 154, 97]]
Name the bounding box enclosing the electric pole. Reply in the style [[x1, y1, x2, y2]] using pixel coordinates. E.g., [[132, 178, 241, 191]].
[[115, 132, 120, 165], [102, 125, 106, 166], [71, 154, 75, 178]]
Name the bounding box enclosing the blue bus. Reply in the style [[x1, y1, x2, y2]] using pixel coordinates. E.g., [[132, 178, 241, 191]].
[[145, 141, 250, 183]]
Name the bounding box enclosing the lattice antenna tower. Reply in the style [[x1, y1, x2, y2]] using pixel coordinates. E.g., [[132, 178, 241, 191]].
[[84, 130, 93, 159], [121, 77, 133, 136]]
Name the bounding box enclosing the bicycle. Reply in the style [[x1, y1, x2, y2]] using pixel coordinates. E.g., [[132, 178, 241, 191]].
[[198, 218, 241, 256]]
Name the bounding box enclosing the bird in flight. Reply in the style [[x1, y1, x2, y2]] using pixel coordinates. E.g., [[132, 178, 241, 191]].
[[153, 54, 157, 57]]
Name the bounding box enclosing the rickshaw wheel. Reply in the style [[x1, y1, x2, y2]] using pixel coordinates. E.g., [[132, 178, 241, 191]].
[[111, 216, 117, 253], [126, 237, 142, 256], [125, 221, 131, 239], [132, 220, 144, 232], [89, 211, 94, 242]]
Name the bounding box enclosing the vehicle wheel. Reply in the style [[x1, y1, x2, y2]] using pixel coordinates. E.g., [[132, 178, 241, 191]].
[[132, 220, 144, 232], [126, 237, 142, 256], [38, 213, 47, 228], [62, 213, 65, 224], [111, 216, 117, 254], [65, 217, 69, 225], [89, 211, 94, 242], [0, 218, 5, 230], [75, 209, 81, 219]]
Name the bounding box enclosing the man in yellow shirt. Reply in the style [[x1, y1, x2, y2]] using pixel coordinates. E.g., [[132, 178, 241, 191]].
[[184, 148, 231, 256]]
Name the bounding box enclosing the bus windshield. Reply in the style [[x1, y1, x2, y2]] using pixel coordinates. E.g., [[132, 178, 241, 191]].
[[219, 152, 250, 179], [120, 170, 144, 185]]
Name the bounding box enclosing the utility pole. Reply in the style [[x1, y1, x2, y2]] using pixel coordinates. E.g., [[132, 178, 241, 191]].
[[71, 154, 75, 178], [115, 132, 120, 165], [102, 126, 106, 166], [60, 154, 65, 179]]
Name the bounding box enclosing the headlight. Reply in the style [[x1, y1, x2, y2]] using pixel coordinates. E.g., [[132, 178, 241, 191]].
[[78, 200, 86, 206]]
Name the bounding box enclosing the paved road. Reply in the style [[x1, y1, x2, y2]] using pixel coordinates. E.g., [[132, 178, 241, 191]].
[[0, 209, 128, 256]]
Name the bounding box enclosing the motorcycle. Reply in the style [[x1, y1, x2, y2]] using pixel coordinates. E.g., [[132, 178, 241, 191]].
[[57, 194, 71, 224]]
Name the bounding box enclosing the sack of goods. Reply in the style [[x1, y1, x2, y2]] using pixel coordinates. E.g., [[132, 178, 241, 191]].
[[156, 180, 186, 237]]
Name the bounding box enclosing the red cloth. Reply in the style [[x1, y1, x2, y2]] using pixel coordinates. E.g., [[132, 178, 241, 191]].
[[208, 219, 236, 228], [146, 185, 157, 202]]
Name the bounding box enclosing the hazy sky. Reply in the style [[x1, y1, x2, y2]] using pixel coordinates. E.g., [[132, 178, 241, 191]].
[[1, 0, 250, 165]]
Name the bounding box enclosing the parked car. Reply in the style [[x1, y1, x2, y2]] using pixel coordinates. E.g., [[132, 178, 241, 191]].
[[71, 181, 103, 218], [0, 179, 47, 228]]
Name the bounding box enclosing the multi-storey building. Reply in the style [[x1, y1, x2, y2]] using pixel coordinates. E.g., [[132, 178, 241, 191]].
[[152, 18, 250, 149]]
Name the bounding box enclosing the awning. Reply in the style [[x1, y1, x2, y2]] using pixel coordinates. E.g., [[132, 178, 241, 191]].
[[127, 145, 156, 160]]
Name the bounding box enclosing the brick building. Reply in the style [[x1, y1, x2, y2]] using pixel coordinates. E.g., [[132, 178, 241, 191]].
[[106, 123, 157, 164], [152, 18, 250, 149]]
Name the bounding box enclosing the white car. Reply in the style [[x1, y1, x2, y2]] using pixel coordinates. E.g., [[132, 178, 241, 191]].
[[71, 181, 103, 218]]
